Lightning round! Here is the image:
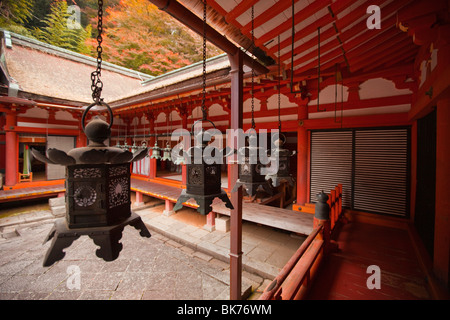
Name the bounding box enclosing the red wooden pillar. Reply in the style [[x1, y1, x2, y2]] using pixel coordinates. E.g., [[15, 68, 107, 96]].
[[434, 97, 450, 287], [73, 113, 87, 147], [163, 199, 174, 216], [0, 114, 6, 173], [181, 109, 188, 185], [148, 115, 157, 180], [4, 111, 18, 187], [297, 103, 308, 205], [228, 50, 244, 300], [204, 211, 216, 232], [135, 191, 144, 207]]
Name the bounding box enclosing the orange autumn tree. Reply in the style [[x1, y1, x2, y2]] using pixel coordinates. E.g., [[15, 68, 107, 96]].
[[89, 0, 221, 76]]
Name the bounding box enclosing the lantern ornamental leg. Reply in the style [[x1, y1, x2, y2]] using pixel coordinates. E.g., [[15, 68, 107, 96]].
[[42, 212, 150, 267], [42, 221, 80, 267]]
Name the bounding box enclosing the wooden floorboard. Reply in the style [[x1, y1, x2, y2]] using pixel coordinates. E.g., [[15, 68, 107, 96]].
[[0, 184, 65, 202], [306, 221, 433, 300]]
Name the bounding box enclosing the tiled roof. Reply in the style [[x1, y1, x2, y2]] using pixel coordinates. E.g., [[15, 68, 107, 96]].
[[1, 30, 153, 105]]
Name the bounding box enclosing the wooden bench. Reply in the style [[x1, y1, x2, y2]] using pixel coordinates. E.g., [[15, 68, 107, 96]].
[[131, 178, 314, 235], [212, 201, 314, 235]]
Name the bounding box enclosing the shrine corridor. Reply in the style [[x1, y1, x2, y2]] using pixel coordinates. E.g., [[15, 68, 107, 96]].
[[306, 218, 433, 300]]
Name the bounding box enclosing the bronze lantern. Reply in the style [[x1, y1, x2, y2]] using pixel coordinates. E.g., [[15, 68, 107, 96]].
[[232, 131, 273, 197], [161, 142, 172, 162], [173, 123, 233, 215], [150, 140, 161, 159], [265, 133, 296, 188], [32, 103, 151, 267]]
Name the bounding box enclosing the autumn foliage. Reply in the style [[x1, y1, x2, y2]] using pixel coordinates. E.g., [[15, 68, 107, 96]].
[[86, 0, 221, 76], [2, 0, 222, 76]]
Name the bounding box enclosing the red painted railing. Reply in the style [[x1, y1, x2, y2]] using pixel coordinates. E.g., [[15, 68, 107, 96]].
[[259, 224, 325, 300], [259, 184, 343, 300], [329, 184, 343, 231]]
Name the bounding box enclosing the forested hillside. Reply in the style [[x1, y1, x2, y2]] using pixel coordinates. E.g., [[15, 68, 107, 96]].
[[0, 0, 222, 75]]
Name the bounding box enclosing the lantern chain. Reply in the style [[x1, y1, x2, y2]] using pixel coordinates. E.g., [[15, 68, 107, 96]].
[[278, 35, 281, 132], [91, 0, 104, 103], [201, 0, 207, 121], [251, 6, 255, 130]]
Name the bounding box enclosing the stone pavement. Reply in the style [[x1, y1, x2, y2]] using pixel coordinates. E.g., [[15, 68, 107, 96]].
[[0, 202, 306, 300]]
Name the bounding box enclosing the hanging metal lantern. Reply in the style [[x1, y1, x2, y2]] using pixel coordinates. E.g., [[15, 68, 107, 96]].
[[173, 122, 233, 215], [122, 140, 130, 150], [30, 0, 150, 267], [265, 35, 295, 188], [173, 0, 232, 215], [161, 142, 172, 161], [232, 131, 273, 197], [265, 133, 295, 188], [150, 140, 161, 159], [131, 141, 138, 154], [32, 103, 150, 267]]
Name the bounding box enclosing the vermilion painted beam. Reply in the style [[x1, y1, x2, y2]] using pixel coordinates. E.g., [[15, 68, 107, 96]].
[[303, 112, 410, 130], [289, 0, 406, 75], [256, 0, 331, 48], [354, 41, 415, 72], [276, 0, 356, 62], [279, 27, 336, 64], [307, 95, 412, 114], [347, 33, 409, 68], [242, 0, 296, 35], [242, 120, 298, 132], [293, 47, 343, 74], [148, 0, 269, 75], [344, 27, 400, 61], [397, 0, 446, 23], [288, 37, 341, 69], [6, 126, 80, 136], [297, 0, 408, 74], [225, 0, 259, 23], [334, 0, 383, 32], [267, 14, 332, 56], [363, 52, 416, 74], [17, 116, 79, 126]]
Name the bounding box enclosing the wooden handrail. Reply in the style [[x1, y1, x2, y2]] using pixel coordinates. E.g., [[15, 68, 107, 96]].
[[260, 183, 344, 300], [280, 238, 324, 300], [260, 224, 324, 300]]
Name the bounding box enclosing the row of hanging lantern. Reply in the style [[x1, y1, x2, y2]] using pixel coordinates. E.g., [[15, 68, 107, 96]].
[[173, 0, 233, 215], [232, 7, 295, 197], [233, 6, 273, 197]]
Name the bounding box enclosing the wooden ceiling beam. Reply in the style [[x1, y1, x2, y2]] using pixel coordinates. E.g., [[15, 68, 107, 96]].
[[148, 0, 269, 75], [352, 41, 416, 72], [256, 0, 331, 48], [345, 28, 403, 62], [225, 0, 259, 23], [242, 0, 296, 35]]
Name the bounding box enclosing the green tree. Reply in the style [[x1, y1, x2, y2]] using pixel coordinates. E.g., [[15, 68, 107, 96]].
[[0, 0, 35, 36], [0, 0, 34, 26], [33, 0, 91, 54]]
